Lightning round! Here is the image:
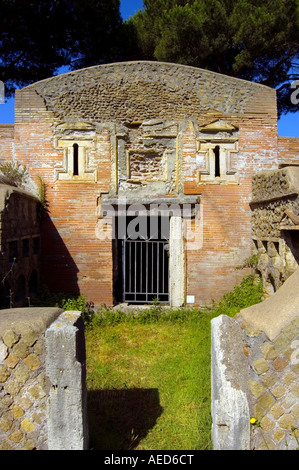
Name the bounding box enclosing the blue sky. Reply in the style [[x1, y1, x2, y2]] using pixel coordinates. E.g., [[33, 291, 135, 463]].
[[0, 0, 298, 137], [120, 0, 144, 20]]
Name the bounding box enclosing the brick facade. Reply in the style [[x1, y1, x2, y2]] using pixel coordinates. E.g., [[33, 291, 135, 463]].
[[0, 61, 297, 307], [0, 125, 14, 162], [278, 137, 299, 166]]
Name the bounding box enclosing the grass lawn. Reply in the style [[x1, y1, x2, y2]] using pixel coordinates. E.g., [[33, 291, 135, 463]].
[[86, 311, 213, 450], [83, 275, 263, 451]]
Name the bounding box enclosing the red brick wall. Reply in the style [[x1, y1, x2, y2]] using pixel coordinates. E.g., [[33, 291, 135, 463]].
[[13, 90, 114, 305], [0, 125, 14, 162], [184, 117, 278, 304], [278, 137, 299, 166]]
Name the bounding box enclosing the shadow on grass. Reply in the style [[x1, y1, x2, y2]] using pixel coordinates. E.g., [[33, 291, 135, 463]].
[[88, 388, 163, 450]]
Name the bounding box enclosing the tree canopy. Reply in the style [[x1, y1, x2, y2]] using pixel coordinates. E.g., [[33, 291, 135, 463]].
[[0, 0, 298, 115], [125, 0, 299, 115], [0, 0, 123, 97]]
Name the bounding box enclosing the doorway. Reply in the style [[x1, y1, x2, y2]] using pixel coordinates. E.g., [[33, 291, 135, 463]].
[[115, 215, 170, 304]]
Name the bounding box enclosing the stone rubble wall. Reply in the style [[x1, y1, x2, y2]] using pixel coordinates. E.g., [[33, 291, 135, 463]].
[[251, 196, 299, 240], [238, 315, 299, 450], [23, 61, 276, 124], [211, 314, 299, 450], [252, 168, 297, 204], [251, 167, 299, 297], [252, 236, 298, 297], [211, 269, 299, 450], [0, 307, 87, 450]]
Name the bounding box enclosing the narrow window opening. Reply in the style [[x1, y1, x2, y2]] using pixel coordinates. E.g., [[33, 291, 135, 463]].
[[22, 238, 29, 257], [73, 143, 79, 176], [9, 241, 18, 263], [214, 146, 220, 177], [33, 236, 40, 255]]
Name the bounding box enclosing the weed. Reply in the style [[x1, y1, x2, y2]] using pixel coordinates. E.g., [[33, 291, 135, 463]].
[[0, 160, 28, 187], [236, 254, 259, 270], [31, 286, 94, 324], [36, 175, 49, 217], [210, 275, 263, 318], [62, 295, 94, 324]]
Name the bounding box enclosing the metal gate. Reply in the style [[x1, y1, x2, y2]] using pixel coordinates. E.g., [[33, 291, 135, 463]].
[[122, 238, 169, 304]]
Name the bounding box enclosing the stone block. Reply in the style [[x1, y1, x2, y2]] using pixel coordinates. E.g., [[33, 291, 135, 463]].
[[292, 403, 299, 419], [273, 429, 285, 442], [23, 439, 36, 450], [0, 417, 13, 432], [269, 403, 284, 420], [260, 416, 275, 431], [28, 384, 46, 400], [45, 311, 88, 450], [253, 358, 269, 375], [11, 405, 24, 419], [278, 414, 295, 430], [281, 393, 296, 410], [8, 429, 24, 443], [0, 365, 10, 382], [23, 353, 41, 371], [14, 366, 30, 384], [282, 323, 299, 340], [261, 371, 278, 388], [261, 342, 279, 360], [4, 379, 21, 396], [18, 397, 33, 411], [21, 418, 35, 433], [3, 330, 19, 348], [249, 380, 265, 398], [291, 383, 299, 397], [211, 315, 250, 450], [5, 353, 19, 369], [22, 330, 38, 347], [273, 357, 288, 371], [12, 340, 29, 359], [271, 384, 286, 398], [258, 393, 275, 411], [282, 371, 297, 386]]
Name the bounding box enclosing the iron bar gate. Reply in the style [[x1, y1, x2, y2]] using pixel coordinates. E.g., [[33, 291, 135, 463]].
[[122, 238, 169, 304]]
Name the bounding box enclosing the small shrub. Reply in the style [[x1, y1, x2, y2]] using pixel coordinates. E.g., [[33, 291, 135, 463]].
[[61, 296, 94, 324], [211, 274, 263, 317], [236, 254, 259, 270], [0, 161, 28, 187], [36, 176, 49, 217], [32, 286, 94, 324], [31, 284, 68, 308]]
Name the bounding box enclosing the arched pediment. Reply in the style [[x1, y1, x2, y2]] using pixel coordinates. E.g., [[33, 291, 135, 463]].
[[23, 61, 274, 124]]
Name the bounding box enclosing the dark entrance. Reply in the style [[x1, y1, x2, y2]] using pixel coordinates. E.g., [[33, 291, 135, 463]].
[[115, 215, 169, 304]]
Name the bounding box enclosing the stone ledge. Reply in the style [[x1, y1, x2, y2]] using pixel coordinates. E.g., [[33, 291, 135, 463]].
[[0, 307, 62, 337], [240, 268, 299, 340]]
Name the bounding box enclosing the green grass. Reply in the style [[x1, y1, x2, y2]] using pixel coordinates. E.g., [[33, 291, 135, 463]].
[[84, 275, 263, 451]]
